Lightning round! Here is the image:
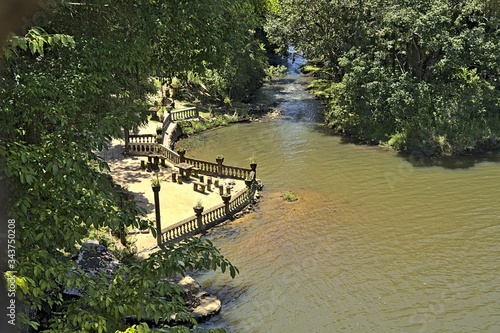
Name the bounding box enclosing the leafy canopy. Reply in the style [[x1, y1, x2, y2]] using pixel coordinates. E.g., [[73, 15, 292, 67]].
[[0, 0, 273, 331], [266, 0, 500, 155]]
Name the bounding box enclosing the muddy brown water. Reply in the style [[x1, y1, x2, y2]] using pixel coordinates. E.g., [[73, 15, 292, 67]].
[[177, 58, 500, 333]]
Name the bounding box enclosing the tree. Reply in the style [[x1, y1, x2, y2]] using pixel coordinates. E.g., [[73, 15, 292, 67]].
[[1, 1, 247, 331], [148, 0, 272, 103], [266, 0, 500, 155]]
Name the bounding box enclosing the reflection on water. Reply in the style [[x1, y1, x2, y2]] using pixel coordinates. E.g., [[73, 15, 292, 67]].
[[180, 64, 500, 333]]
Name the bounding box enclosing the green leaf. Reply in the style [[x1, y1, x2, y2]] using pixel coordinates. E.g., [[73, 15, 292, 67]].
[[52, 163, 59, 176], [229, 265, 236, 279], [16, 276, 29, 294], [29, 40, 37, 54]]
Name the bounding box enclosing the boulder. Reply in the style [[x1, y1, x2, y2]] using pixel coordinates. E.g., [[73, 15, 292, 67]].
[[178, 276, 221, 322], [192, 293, 221, 321]]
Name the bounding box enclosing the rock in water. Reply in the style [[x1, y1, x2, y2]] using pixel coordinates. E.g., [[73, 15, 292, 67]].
[[178, 276, 221, 322], [192, 293, 221, 320]]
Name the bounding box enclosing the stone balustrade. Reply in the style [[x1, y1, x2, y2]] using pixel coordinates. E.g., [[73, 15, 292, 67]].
[[221, 165, 252, 180], [124, 106, 258, 246], [228, 187, 251, 211], [160, 215, 198, 244], [170, 107, 198, 121], [202, 203, 226, 225], [155, 144, 181, 165], [159, 181, 256, 245], [127, 135, 157, 155], [129, 134, 156, 143], [183, 157, 219, 176], [161, 112, 172, 132]]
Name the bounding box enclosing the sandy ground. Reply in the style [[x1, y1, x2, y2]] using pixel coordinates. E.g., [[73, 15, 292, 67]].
[[98, 119, 245, 254]]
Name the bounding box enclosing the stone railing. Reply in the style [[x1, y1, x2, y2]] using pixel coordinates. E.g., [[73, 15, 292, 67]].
[[127, 143, 255, 180], [125, 108, 259, 246], [228, 187, 252, 212], [161, 112, 172, 132], [159, 182, 256, 244], [127, 135, 156, 155], [160, 215, 199, 244], [170, 107, 198, 121], [129, 134, 156, 143], [201, 203, 226, 226], [183, 157, 219, 176], [221, 165, 252, 180], [184, 157, 253, 180], [155, 144, 181, 165]]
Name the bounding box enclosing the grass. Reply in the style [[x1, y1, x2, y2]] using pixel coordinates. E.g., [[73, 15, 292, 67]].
[[179, 114, 242, 136]]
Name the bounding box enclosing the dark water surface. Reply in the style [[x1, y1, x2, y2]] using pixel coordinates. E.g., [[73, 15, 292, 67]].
[[178, 59, 500, 333]]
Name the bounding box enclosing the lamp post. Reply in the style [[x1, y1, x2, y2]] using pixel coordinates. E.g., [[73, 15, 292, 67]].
[[151, 180, 162, 246]]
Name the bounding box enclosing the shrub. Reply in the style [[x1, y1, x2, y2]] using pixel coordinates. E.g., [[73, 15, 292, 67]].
[[282, 191, 298, 202]]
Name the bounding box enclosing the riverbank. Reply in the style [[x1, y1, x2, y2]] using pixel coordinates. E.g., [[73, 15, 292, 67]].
[[179, 66, 500, 332], [302, 63, 500, 157]]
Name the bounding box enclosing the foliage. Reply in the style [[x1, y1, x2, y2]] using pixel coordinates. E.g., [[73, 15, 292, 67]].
[[282, 191, 298, 202], [265, 64, 288, 81], [0, 0, 253, 331], [118, 323, 227, 333], [151, 174, 161, 187], [150, 0, 273, 104], [266, 0, 500, 155], [2, 26, 75, 60], [179, 115, 241, 136]]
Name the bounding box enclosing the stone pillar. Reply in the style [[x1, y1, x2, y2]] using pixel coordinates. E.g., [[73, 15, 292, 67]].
[[222, 194, 231, 215], [245, 178, 252, 188], [250, 163, 257, 179], [216, 157, 224, 177], [207, 177, 212, 191], [152, 185, 162, 246], [194, 205, 204, 232], [146, 159, 152, 172], [178, 150, 186, 163], [195, 102, 200, 118]]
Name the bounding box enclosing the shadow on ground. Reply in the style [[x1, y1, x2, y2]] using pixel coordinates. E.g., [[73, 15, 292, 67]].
[[109, 157, 147, 185], [131, 191, 155, 215]]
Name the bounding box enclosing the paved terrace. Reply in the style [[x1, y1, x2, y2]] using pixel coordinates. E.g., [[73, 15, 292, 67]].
[[98, 119, 246, 255]]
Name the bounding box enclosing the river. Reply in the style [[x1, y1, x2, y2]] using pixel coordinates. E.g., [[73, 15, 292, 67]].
[[177, 57, 500, 332]]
